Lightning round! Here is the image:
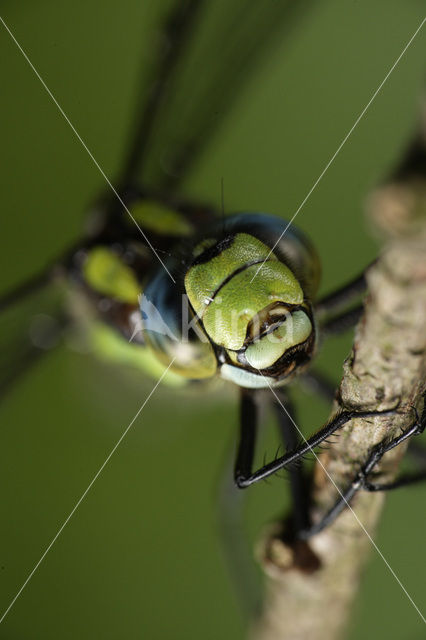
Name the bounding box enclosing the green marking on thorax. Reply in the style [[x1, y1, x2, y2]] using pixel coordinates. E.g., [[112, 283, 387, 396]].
[[83, 247, 141, 304], [129, 199, 193, 236], [90, 322, 186, 387]]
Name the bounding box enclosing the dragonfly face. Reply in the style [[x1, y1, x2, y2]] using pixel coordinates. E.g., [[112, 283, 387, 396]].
[[2, 3, 425, 638], [141, 212, 319, 388]]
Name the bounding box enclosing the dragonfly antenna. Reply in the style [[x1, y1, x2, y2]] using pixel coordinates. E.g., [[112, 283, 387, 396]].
[[221, 176, 226, 238]]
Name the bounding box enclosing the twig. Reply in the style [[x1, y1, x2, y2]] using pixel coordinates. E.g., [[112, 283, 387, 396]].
[[250, 109, 426, 640]]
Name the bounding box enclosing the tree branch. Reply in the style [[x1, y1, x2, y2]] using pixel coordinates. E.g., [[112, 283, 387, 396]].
[[250, 111, 426, 640]]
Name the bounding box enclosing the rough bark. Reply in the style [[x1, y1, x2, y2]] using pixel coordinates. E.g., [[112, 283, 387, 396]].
[[251, 119, 426, 640]]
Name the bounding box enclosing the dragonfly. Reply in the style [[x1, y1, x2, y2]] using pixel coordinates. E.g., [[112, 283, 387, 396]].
[[1, 0, 425, 636]]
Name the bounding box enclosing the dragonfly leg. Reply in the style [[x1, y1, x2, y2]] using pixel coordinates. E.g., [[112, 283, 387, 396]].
[[320, 305, 364, 336], [362, 403, 426, 492], [315, 261, 377, 337], [234, 390, 259, 488], [301, 398, 426, 538], [315, 262, 375, 317], [0, 268, 52, 313], [272, 391, 311, 534], [301, 369, 337, 404], [235, 402, 394, 488]]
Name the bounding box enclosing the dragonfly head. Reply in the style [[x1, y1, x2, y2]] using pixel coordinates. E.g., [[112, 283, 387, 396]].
[[184, 231, 316, 388], [141, 216, 318, 388]]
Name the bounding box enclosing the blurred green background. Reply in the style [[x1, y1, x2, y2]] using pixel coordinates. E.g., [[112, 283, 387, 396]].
[[0, 0, 425, 638]]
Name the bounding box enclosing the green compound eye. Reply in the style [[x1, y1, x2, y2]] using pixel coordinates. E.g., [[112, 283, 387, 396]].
[[141, 269, 218, 380], [244, 310, 312, 370], [202, 261, 303, 350], [185, 233, 304, 351], [186, 233, 276, 318]]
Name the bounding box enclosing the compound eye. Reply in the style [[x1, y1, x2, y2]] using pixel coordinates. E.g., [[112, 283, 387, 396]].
[[146, 326, 217, 379], [244, 310, 312, 370], [141, 270, 217, 380]]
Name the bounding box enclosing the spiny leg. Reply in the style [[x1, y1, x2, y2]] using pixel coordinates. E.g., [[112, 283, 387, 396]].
[[272, 391, 311, 534], [362, 404, 426, 492], [315, 262, 377, 338], [234, 390, 259, 488], [320, 304, 364, 337], [301, 369, 337, 404], [315, 262, 375, 317], [362, 467, 426, 492], [301, 400, 426, 538], [235, 403, 394, 487]]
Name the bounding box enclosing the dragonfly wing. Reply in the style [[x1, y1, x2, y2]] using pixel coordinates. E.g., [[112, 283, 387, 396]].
[[120, 0, 314, 193], [0, 282, 68, 399]]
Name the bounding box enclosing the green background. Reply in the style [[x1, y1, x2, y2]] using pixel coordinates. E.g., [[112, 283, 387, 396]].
[[0, 1, 425, 638]]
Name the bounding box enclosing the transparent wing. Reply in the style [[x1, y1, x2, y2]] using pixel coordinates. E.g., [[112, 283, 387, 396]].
[[120, 0, 313, 194], [0, 280, 68, 399]]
